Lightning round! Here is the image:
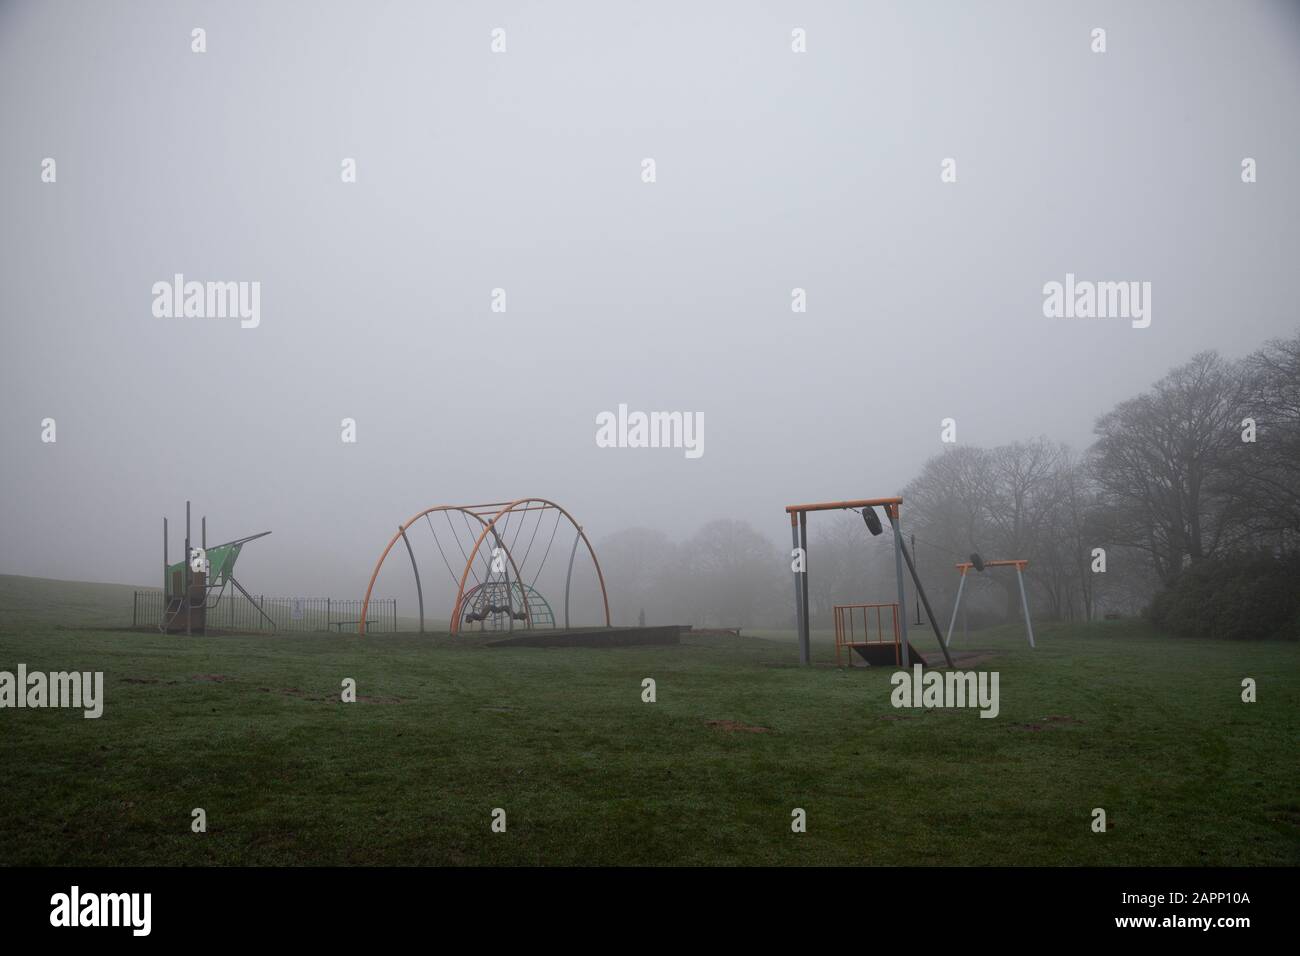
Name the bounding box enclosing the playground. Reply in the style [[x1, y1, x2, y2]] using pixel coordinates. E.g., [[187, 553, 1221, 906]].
[[1, 492, 1296, 867], [140, 493, 1035, 664]]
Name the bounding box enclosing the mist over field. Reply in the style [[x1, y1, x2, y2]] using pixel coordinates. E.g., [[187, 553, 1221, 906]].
[[1, 1, 1298, 631], [3, 1, 1300, 916]]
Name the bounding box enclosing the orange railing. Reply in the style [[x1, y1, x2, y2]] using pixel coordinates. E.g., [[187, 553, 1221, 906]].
[[833, 602, 901, 668]]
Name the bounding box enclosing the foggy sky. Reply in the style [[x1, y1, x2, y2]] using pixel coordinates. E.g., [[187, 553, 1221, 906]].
[[2, 0, 1298, 616]]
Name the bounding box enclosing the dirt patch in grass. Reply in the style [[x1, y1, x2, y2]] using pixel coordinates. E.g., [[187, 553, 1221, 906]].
[[191, 674, 235, 683], [706, 719, 770, 733]]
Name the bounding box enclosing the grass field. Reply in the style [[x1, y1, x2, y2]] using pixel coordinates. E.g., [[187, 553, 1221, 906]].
[[1, 576, 1297, 866]]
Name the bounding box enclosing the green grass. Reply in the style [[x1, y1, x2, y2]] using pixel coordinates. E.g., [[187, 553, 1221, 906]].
[[1, 578, 1297, 866], [0, 574, 149, 629]]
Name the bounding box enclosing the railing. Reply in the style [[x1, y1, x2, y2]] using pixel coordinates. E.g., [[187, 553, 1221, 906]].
[[133, 590, 397, 633], [833, 602, 900, 667]]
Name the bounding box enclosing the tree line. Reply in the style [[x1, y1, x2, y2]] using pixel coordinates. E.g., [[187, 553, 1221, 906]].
[[595, 331, 1300, 638]]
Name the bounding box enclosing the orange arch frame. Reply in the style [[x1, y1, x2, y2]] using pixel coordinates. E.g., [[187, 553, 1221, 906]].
[[359, 498, 611, 635]]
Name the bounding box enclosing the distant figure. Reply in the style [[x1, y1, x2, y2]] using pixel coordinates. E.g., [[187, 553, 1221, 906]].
[[638, 608, 646, 627]]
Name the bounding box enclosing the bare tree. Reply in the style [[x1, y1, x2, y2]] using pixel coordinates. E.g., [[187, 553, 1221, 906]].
[[1230, 331, 1300, 548], [1035, 449, 1098, 621], [1090, 351, 1243, 585]]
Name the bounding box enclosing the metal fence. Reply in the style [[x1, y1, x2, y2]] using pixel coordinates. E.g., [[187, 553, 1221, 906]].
[[132, 590, 397, 633]]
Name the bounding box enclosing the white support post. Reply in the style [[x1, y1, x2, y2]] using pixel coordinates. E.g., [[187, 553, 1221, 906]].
[[888, 509, 911, 669], [945, 570, 968, 647], [1016, 566, 1036, 648]]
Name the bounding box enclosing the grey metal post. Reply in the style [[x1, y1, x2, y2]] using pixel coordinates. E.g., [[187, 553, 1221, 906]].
[[888, 509, 911, 668], [798, 512, 811, 665], [898, 537, 954, 667], [399, 527, 424, 633], [911, 533, 922, 625], [504, 540, 513, 632], [202, 516, 206, 549], [163, 517, 168, 587], [490, 527, 513, 633], [564, 531, 581, 629], [790, 514, 806, 665], [1016, 566, 1036, 648], [945, 571, 967, 647], [185, 501, 191, 637], [230, 578, 276, 629]]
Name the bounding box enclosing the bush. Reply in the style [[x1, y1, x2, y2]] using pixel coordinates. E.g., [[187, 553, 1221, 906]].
[[1146, 551, 1300, 640]]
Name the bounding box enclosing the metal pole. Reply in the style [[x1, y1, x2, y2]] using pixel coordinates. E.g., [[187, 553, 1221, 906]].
[[185, 501, 191, 637], [888, 508, 911, 669], [504, 539, 513, 632], [899, 538, 955, 667], [912, 533, 922, 626], [1016, 566, 1036, 648], [790, 513, 806, 664], [564, 531, 581, 629], [489, 527, 514, 633], [163, 517, 168, 589], [398, 528, 424, 633], [230, 577, 276, 629], [798, 512, 811, 665], [945, 570, 967, 646]]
